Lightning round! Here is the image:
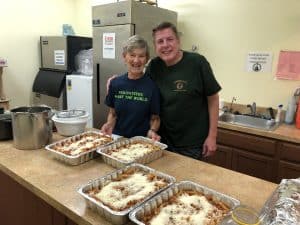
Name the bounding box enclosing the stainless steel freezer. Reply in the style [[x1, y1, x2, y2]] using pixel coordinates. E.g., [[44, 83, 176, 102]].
[[92, 0, 177, 128]]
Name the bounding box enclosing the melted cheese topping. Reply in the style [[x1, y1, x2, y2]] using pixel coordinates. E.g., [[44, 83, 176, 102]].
[[54, 134, 113, 156], [93, 172, 165, 211], [109, 143, 159, 162], [149, 193, 219, 225]]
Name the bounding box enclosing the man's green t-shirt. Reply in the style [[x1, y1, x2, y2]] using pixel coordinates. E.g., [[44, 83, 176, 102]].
[[147, 51, 221, 148]]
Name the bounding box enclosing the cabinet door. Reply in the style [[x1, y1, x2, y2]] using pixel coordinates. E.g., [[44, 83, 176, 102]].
[[277, 141, 300, 182], [204, 144, 232, 169], [278, 161, 300, 182], [232, 149, 276, 182], [217, 129, 276, 156]]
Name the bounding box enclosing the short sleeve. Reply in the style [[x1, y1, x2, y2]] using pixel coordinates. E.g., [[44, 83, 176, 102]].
[[200, 56, 222, 96], [104, 82, 115, 108]]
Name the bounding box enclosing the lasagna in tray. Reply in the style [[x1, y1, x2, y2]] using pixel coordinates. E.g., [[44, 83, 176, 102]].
[[141, 189, 230, 225], [105, 140, 161, 162], [52, 132, 113, 156], [85, 167, 169, 211]]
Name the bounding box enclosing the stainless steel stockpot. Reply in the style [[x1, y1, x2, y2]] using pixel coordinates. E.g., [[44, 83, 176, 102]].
[[11, 106, 53, 150]]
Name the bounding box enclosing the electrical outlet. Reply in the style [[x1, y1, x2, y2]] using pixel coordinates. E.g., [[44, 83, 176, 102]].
[[191, 44, 199, 52]]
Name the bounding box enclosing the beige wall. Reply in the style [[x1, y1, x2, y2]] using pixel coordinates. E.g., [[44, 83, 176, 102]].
[[2, 0, 300, 111], [0, 0, 91, 108], [158, 0, 300, 109]]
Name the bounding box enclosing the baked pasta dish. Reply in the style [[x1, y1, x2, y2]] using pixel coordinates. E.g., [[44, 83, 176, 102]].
[[141, 190, 230, 225], [105, 140, 161, 162], [85, 168, 168, 211], [52, 132, 113, 156]]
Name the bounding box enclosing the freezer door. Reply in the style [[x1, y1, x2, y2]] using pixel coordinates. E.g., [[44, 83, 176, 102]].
[[93, 24, 134, 128], [66, 75, 93, 128]]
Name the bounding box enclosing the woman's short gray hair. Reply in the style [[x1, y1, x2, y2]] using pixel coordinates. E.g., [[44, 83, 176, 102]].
[[123, 35, 150, 59]]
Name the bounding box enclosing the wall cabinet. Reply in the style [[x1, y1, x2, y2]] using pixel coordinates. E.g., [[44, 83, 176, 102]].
[[204, 128, 300, 183]]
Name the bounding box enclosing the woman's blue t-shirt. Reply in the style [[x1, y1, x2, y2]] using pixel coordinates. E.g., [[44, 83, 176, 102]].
[[105, 73, 160, 138]]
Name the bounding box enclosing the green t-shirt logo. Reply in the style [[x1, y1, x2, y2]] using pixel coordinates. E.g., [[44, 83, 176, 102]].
[[174, 80, 187, 92], [115, 90, 148, 102]]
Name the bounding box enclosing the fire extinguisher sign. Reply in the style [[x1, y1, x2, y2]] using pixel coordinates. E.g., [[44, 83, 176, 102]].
[[103, 33, 116, 59], [246, 52, 272, 73]]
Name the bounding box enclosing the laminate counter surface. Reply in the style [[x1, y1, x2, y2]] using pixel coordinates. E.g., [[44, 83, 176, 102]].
[[218, 121, 300, 144], [0, 134, 277, 225]]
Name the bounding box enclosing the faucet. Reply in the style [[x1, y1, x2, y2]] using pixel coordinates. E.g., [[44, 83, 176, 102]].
[[228, 97, 236, 113], [247, 102, 256, 116]]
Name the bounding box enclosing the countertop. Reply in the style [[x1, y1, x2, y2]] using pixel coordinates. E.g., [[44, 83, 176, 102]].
[[0, 134, 277, 225], [218, 121, 300, 144]]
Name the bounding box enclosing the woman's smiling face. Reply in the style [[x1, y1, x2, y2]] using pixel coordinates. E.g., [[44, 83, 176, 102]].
[[124, 48, 148, 78]]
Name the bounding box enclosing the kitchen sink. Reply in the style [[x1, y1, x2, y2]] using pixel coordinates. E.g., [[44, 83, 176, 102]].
[[219, 113, 278, 131]]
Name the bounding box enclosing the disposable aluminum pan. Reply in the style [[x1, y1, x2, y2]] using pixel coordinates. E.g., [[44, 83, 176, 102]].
[[97, 136, 167, 168], [259, 178, 300, 225], [129, 180, 240, 225], [78, 163, 176, 225], [45, 131, 120, 165]]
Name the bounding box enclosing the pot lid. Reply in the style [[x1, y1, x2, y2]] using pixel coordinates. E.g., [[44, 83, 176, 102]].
[[0, 114, 12, 121], [56, 109, 86, 118]]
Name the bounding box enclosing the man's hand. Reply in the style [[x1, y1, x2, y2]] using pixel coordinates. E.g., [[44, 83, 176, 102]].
[[202, 135, 217, 157]]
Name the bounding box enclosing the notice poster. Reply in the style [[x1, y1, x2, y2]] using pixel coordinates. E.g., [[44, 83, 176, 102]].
[[103, 33, 115, 59], [246, 52, 272, 73], [54, 50, 65, 65], [276, 51, 300, 80]]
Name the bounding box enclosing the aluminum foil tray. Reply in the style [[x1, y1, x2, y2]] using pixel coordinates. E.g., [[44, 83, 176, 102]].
[[97, 136, 167, 168], [129, 180, 240, 225], [259, 178, 300, 225], [78, 163, 175, 225], [45, 131, 120, 166]]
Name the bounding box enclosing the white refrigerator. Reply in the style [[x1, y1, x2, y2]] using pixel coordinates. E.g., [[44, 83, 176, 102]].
[[66, 75, 93, 128]]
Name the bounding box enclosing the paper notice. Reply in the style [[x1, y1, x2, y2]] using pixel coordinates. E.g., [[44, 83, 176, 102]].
[[54, 50, 65, 66], [246, 52, 272, 73], [103, 33, 115, 59], [276, 51, 300, 80]]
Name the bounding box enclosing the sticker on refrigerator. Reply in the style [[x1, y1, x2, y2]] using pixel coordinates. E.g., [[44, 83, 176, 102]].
[[54, 50, 65, 65], [103, 33, 115, 59]]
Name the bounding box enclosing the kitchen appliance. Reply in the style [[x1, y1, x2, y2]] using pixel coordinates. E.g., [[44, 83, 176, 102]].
[[10, 106, 53, 150], [0, 58, 9, 110], [0, 113, 12, 140], [32, 36, 92, 110], [92, 0, 177, 127], [66, 75, 93, 128]]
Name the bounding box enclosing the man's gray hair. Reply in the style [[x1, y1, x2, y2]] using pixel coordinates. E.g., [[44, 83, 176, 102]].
[[123, 35, 150, 59]]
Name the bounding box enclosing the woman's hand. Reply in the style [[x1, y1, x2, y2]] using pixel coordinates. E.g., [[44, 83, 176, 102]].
[[101, 123, 113, 135], [147, 129, 161, 141]]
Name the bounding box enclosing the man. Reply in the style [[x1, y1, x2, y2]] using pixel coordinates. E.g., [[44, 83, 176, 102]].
[[146, 22, 221, 159]]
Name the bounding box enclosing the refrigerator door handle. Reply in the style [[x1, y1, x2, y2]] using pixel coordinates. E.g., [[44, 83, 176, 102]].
[[96, 63, 100, 104]]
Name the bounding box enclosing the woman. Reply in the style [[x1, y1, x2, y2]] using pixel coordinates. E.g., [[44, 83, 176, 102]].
[[101, 35, 161, 140]]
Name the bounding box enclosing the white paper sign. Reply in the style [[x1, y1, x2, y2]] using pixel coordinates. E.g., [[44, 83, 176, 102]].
[[246, 52, 272, 72], [54, 50, 65, 65], [103, 33, 115, 59]]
